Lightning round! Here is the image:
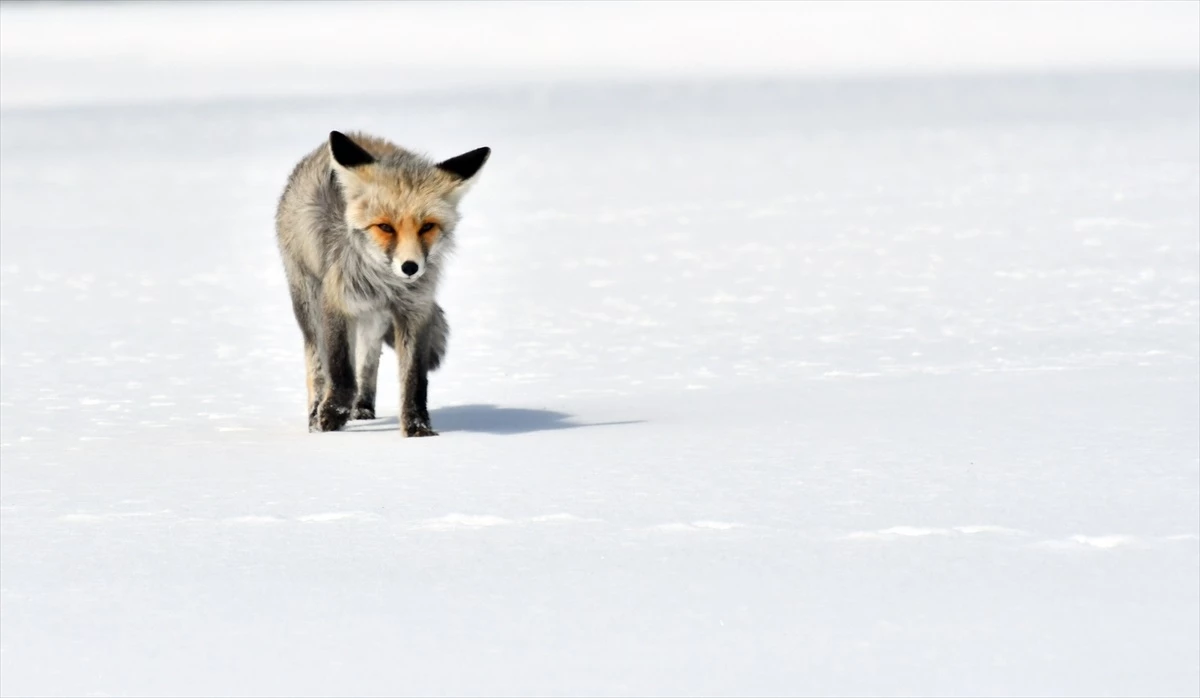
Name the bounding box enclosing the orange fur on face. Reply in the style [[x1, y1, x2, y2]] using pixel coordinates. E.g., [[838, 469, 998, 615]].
[[366, 221, 397, 257], [362, 217, 442, 259], [420, 221, 442, 250]]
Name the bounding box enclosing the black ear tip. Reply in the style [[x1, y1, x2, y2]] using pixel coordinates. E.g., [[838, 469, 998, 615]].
[[329, 130, 375, 168], [468, 147, 491, 168], [437, 146, 491, 181]]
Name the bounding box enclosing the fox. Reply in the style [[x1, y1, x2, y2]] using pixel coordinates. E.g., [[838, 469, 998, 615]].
[[275, 130, 490, 436]]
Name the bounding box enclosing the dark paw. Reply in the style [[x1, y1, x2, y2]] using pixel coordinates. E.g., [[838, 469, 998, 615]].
[[404, 422, 438, 438], [314, 400, 351, 432], [350, 405, 376, 421]]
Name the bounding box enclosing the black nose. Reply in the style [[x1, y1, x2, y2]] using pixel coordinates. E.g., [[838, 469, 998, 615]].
[[401, 261, 419, 276]]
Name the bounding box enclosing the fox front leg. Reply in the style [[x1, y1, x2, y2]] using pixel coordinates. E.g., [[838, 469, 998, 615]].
[[313, 305, 356, 432], [351, 314, 389, 420], [394, 316, 437, 437]]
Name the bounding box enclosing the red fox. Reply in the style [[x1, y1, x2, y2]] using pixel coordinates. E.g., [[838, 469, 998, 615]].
[[275, 131, 489, 436]]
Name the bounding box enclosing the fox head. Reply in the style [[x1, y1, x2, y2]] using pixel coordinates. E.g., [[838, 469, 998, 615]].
[[328, 130, 490, 282]]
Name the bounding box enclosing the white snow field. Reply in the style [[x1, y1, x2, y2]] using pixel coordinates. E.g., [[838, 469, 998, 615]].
[[1, 2, 1198, 697]]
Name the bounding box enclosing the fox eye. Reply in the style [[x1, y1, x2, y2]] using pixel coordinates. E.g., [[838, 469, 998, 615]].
[[418, 222, 436, 234], [376, 223, 395, 234]]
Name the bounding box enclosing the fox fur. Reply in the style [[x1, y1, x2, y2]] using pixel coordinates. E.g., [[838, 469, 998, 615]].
[[275, 130, 489, 435]]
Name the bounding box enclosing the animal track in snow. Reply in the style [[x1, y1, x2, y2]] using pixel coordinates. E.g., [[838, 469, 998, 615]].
[[213, 512, 608, 529], [954, 525, 1025, 535], [413, 513, 605, 530], [650, 521, 745, 532], [413, 514, 513, 531], [525, 513, 603, 524], [846, 525, 1026, 540], [846, 526, 951, 539], [222, 515, 285, 524], [1035, 535, 1141, 550], [1033, 534, 1200, 549], [296, 511, 382, 523], [58, 510, 172, 523], [1069, 535, 1136, 548]]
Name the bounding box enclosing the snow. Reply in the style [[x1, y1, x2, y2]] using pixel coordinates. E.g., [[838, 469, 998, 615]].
[[1, 2, 1198, 697]]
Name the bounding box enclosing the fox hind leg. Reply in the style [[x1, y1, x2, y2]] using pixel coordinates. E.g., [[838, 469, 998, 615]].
[[288, 277, 328, 431], [313, 301, 356, 433], [305, 343, 326, 430]]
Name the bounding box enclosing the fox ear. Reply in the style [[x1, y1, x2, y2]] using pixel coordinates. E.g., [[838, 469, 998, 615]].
[[329, 131, 375, 169], [436, 147, 490, 182]]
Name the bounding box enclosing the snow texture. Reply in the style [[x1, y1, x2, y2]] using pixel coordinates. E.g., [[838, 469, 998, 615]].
[[1, 2, 1198, 697]]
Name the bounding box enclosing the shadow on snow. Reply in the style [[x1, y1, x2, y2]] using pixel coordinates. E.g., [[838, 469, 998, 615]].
[[345, 404, 642, 436]]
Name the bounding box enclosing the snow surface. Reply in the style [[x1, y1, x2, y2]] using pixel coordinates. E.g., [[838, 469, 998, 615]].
[[1, 2, 1199, 697]]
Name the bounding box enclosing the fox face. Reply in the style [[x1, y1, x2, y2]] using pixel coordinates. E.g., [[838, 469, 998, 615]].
[[329, 131, 489, 282]]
